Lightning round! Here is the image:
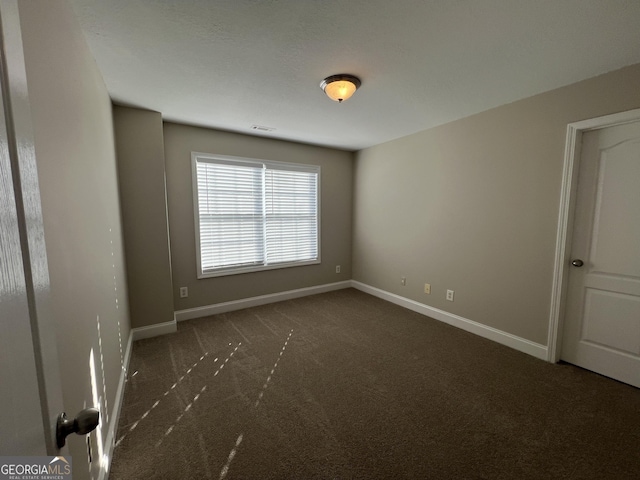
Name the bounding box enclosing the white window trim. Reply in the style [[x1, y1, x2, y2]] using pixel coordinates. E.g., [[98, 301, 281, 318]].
[[191, 152, 321, 278]]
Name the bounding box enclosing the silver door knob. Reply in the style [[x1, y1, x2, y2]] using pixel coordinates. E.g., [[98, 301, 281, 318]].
[[571, 259, 584, 267]]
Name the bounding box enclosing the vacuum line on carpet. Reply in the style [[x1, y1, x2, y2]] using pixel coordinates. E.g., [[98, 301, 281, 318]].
[[254, 329, 293, 408], [226, 316, 252, 345], [219, 434, 244, 480], [154, 343, 241, 448], [115, 351, 213, 447], [220, 330, 293, 479], [254, 313, 278, 336]]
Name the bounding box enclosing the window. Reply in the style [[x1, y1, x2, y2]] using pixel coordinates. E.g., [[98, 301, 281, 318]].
[[192, 153, 320, 277]]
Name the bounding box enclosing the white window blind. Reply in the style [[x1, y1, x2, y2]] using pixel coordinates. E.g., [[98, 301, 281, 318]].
[[265, 168, 318, 264], [193, 153, 320, 277]]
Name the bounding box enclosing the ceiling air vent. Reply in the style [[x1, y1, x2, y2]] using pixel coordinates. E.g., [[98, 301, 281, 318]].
[[250, 125, 276, 132]]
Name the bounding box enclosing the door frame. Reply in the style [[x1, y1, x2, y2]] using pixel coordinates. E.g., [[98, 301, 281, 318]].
[[547, 107, 640, 363]]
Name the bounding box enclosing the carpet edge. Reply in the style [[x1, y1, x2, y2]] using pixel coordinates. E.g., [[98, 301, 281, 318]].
[[351, 280, 549, 361], [174, 281, 353, 321], [99, 329, 133, 480]]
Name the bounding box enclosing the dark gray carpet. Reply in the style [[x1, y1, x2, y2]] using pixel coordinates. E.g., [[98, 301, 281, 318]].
[[110, 288, 640, 479]]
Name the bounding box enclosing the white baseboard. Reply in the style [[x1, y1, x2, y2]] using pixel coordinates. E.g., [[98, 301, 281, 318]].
[[175, 281, 352, 321], [131, 315, 177, 341], [351, 281, 548, 361], [136, 279, 546, 362], [100, 329, 133, 480]]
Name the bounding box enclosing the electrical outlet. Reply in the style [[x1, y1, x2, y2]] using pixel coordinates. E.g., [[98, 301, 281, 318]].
[[401, 277, 406, 286], [179, 286, 188, 298], [424, 283, 431, 294], [446, 289, 454, 301], [336, 265, 341, 274]]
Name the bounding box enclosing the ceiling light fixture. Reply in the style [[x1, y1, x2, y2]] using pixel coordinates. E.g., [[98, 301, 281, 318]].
[[320, 74, 361, 103]]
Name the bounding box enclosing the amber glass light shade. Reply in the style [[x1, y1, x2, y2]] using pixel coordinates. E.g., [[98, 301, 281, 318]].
[[320, 74, 361, 103]]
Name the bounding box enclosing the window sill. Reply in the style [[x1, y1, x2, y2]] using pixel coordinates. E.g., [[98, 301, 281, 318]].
[[198, 258, 321, 279]]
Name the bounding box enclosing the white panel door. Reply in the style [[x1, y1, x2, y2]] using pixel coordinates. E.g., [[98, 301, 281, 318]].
[[0, 48, 46, 456], [561, 120, 640, 388], [0, 1, 64, 454]]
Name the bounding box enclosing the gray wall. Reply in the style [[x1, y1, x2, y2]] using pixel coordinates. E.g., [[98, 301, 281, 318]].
[[353, 63, 640, 345], [113, 106, 174, 328], [20, 1, 130, 477], [163, 122, 353, 310]]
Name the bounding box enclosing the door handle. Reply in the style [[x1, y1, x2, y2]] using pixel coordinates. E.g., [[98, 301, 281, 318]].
[[571, 259, 584, 267], [56, 407, 99, 448]]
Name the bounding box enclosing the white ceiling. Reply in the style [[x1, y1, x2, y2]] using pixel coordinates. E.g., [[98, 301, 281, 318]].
[[68, 0, 640, 151]]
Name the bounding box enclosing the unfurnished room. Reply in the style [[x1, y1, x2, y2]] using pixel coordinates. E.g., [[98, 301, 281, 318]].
[[1, 1, 639, 479]]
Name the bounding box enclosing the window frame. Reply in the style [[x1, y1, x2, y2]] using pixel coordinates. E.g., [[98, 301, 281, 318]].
[[191, 152, 321, 278]]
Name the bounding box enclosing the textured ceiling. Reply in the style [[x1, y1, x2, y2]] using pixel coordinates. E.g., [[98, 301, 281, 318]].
[[68, 0, 640, 151]]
